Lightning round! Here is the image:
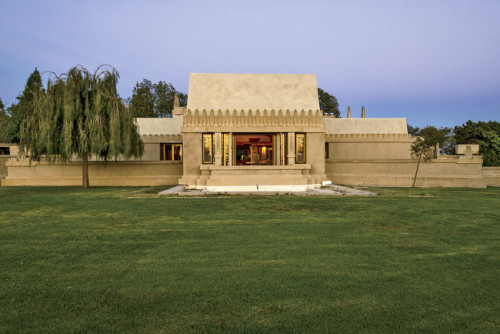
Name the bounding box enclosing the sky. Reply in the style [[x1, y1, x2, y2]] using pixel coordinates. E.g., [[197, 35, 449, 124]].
[[1, 0, 499, 128]]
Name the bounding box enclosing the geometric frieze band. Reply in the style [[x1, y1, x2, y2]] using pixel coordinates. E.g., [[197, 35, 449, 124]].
[[183, 109, 324, 130]]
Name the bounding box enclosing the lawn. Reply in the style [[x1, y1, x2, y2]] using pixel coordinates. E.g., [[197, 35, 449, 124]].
[[0, 187, 499, 333]]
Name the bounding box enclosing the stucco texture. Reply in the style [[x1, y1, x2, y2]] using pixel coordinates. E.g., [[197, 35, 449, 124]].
[[187, 74, 320, 111]]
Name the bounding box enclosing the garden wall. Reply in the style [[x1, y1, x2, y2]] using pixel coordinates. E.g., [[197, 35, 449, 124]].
[[481, 167, 500, 187], [2, 159, 182, 186], [326, 156, 486, 188]]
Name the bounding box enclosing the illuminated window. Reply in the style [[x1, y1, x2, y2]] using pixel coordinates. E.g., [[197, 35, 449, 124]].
[[160, 144, 182, 161], [202, 133, 214, 164], [280, 133, 287, 165], [295, 133, 306, 164], [222, 133, 229, 166]]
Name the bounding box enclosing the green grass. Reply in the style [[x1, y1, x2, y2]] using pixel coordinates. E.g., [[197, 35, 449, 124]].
[[0, 187, 499, 333]]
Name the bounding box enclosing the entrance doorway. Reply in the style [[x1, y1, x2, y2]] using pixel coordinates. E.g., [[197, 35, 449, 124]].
[[234, 134, 274, 165]]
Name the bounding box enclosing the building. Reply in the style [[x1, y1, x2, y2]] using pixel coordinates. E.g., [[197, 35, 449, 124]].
[[2, 74, 497, 188]]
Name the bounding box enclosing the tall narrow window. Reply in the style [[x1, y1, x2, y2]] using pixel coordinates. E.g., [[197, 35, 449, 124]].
[[222, 133, 229, 166], [160, 144, 182, 161], [325, 142, 329, 159], [295, 133, 306, 164], [280, 133, 287, 165], [202, 133, 214, 164]]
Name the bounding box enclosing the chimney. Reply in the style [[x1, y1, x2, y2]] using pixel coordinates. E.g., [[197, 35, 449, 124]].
[[361, 106, 366, 118], [347, 106, 351, 118]]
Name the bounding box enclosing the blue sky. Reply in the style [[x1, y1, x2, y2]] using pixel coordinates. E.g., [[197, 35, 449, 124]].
[[1, 0, 499, 127]]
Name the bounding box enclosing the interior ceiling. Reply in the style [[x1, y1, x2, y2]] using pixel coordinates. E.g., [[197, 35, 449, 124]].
[[234, 134, 273, 144]]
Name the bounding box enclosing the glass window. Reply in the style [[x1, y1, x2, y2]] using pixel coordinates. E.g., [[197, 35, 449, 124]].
[[280, 133, 287, 165], [295, 133, 306, 164], [202, 133, 214, 164], [0, 147, 10, 155], [222, 133, 229, 166], [160, 144, 182, 161]]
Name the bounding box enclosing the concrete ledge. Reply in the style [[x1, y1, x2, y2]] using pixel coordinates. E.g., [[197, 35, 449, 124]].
[[200, 164, 311, 171], [205, 184, 313, 192]]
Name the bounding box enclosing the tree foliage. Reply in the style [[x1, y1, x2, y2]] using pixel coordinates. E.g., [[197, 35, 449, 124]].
[[0, 98, 16, 143], [129, 79, 187, 118], [318, 88, 340, 117], [6, 68, 44, 143], [409, 125, 451, 187], [453, 120, 500, 166], [129, 79, 155, 117], [408, 125, 453, 154], [19, 65, 144, 188], [407, 125, 420, 136]]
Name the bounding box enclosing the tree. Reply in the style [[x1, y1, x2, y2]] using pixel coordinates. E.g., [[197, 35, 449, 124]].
[[408, 125, 453, 155], [0, 98, 16, 143], [129, 79, 155, 117], [407, 124, 420, 136], [318, 88, 340, 117], [453, 120, 500, 166], [8, 68, 44, 142], [410, 126, 447, 187], [19, 65, 144, 189], [130, 79, 188, 118]]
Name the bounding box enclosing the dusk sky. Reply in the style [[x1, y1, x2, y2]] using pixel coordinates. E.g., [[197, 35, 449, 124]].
[[1, 0, 499, 128]]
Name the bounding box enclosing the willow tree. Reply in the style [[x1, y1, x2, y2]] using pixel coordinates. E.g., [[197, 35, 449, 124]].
[[19, 65, 144, 189]]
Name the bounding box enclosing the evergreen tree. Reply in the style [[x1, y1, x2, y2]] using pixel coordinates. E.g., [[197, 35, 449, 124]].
[[318, 88, 340, 117], [19, 65, 144, 189], [129, 79, 155, 117], [8, 68, 44, 142], [154, 81, 177, 118], [129, 79, 187, 118], [0, 98, 16, 143]]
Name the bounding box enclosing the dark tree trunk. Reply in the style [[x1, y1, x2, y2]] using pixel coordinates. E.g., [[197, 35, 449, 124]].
[[412, 148, 423, 188], [82, 152, 89, 189]]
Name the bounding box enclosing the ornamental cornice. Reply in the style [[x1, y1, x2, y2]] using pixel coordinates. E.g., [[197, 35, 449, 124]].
[[141, 134, 183, 143], [183, 109, 324, 131], [325, 133, 413, 142]]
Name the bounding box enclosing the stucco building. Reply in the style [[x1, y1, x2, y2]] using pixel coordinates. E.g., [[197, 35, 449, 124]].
[[2, 73, 497, 188]]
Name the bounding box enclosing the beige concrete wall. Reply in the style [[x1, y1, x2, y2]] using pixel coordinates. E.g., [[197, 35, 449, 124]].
[[179, 132, 202, 186], [3, 159, 182, 186], [200, 165, 312, 187], [136, 117, 183, 135], [481, 167, 500, 187], [0, 157, 10, 176], [187, 74, 320, 111], [326, 157, 485, 188], [143, 143, 160, 161], [305, 132, 327, 184], [327, 142, 413, 160], [0, 143, 19, 176], [456, 144, 480, 155], [323, 118, 408, 134], [325, 134, 414, 160]]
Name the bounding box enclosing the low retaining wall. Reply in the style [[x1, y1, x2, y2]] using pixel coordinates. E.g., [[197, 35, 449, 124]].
[[481, 167, 500, 187], [326, 156, 485, 188], [2, 159, 182, 186], [0, 157, 11, 176], [192, 165, 317, 191]]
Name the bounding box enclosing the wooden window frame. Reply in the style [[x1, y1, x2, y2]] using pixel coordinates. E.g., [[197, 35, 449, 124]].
[[202, 133, 214, 164], [160, 143, 182, 161], [295, 133, 306, 164]]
